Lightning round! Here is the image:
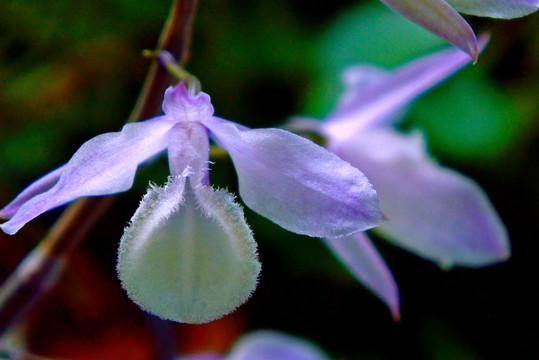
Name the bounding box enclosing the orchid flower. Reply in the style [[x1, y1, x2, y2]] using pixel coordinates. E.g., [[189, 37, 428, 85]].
[[290, 37, 509, 318], [176, 331, 330, 360], [379, 0, 538, 61], [0, 79, 383, 324]]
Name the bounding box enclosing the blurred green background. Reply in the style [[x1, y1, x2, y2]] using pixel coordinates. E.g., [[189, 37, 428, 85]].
[[0, 0, 537, 358]]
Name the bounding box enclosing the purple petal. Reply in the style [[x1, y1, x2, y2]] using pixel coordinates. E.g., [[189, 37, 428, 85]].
[[0, 165, 65, 219], [323, 233, 400, 318], [323, 36, 488, 143], [379, 0, 478, 60], [447, 0, 538, 18], [162, 82, 214, 121], [1, 117, 176, 235], [204, 117, 383, 238], [118, 176, 260, 324], [227, 331, 329, 360], [334, 128, 510, 268]]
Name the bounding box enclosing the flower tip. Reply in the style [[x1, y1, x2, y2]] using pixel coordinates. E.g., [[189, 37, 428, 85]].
[[391, 308, 401, 322], [477, 32, 491, 50], [491, 238, 512, 264], [0, 222, 19, 236], [386, 293, 400, 322], [439, 261, 454, 272], [471, 33, 491, 65], [468, 40, 480, 64], [471, 225, 512, 267], [451, 26, 479, 63]]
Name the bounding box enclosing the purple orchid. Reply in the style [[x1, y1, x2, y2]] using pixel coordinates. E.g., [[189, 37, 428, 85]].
[[291, 38, 509, 318], [379, 0, 538, 61], [0, 82, 383, 323], [176, 331, 329, 360]]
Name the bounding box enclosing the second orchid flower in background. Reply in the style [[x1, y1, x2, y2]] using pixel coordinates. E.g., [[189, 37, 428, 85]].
[[290, 37, 510, 318]]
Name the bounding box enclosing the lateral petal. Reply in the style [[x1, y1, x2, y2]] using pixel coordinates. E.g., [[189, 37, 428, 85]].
[[334, 128, 510, 268], [379, 0, 478, 60], [447, 0, 538, 18], [204, 117, 383, 238], [227, 331, 330, 360], [117, 176, 260, 324], [1, 116, 175, 235], [0, 165, 65, 219], [323, 36, 487, 143], [323, 233, 400, 318]]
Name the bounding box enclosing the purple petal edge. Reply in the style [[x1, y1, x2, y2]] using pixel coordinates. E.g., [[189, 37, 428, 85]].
[[1, 117, 175, 235], [0, 165, 66, 219], [335, 128, 510, 268], [380, 0, 479, 61], [323, 35, 489, 143], [323, 233, 400, 319], [204, 117, 384, 238]]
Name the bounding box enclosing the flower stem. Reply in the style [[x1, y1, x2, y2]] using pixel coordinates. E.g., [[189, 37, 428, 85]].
[[156, 50, 202, 94], [0, 0, 200, 339]]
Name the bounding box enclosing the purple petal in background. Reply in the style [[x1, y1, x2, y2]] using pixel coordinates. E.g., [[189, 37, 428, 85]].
[[447, 0, 538, 18], [204, 117, 383, 238], [323, 233, 400, 318], [323, 36, 487, 144], [379, 0, 478, 60], [227, 331, 330, 360], [334, 128, 510, 268], [1, 117, 175, 235]]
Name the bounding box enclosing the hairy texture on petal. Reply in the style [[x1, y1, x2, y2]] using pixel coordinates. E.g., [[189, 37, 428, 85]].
[[0, 165, 65, 219], [168, 122, 210, 185], [323, 233, 399, 318], [204, 117, 383, 238], [1, 117, 175, 235], [227, 331, 330, 360], [118, 176, 260, 324], [323, 36, 487, 144], [162, 82, 214, 122], [334, 129, 510, 267], [380, 0, 478, 60], [447, 0, 538, 18]]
